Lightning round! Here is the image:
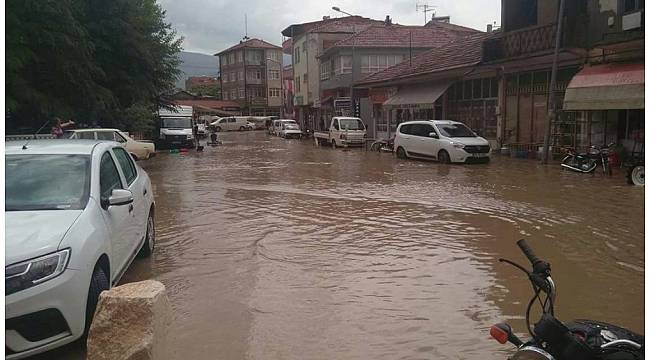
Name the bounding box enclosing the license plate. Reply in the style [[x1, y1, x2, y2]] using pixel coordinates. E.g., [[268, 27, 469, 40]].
[[472, 153, 488, 158]]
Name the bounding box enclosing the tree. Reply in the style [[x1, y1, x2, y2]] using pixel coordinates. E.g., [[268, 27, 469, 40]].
[[6, 0, 182, 132]]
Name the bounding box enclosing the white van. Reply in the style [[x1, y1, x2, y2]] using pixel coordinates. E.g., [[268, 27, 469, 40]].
[[158, 105, 194, 149], [211, 117, 252, 132], [394, 120, 491, 163]]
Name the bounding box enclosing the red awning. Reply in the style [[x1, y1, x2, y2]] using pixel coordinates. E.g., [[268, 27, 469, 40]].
[[564, 63, 644, 110]]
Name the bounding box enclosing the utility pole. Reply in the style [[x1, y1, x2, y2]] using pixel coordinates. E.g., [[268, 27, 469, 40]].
[[542, 0, 565, 164]]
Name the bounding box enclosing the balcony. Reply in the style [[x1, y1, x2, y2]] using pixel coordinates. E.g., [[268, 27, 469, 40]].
[[483, 23, 558, 62]]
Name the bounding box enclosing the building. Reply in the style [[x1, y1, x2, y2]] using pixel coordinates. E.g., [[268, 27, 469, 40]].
[[356, 0, 644, 156], [167, 90, 241, 117], [185, 76, 219, 91], [317, 18, 479, 133], [281, 16, 385, 130], [283, 64, 295, 119], [355, 33, 496, 143], [482, 0, 644, 154], [215, 38, 283, 116]]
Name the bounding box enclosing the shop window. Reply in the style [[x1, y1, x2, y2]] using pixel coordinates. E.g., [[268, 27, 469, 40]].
[[472, 79, 482, 99], [463, 80, 472, 100], [490, 78, 498, 98], [482, 79, 491, 99], [624, 0, 644, 12]]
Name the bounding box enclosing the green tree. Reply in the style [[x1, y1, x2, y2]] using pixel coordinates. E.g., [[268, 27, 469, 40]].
[[6, 0, 182, 132], [189, 83, 221, 98]]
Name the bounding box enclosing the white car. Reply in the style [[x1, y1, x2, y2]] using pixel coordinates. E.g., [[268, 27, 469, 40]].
[[278, 120, 302, 139], [65, 128, 156, 160], [5, 140, 156, 359], [210, 116, 251, 132], [394, 120, 491, 163]]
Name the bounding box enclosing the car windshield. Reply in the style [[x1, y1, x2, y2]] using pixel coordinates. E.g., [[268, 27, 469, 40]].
[[6, 154, 91, 211], [283, 122, 298, 130], [339, 119, 365, 130], [162, 117, 192, 128], [436, 123, 476, 138]]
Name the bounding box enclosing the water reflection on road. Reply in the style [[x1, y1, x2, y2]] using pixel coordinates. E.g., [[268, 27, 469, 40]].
[[48, 130, 645, 359]]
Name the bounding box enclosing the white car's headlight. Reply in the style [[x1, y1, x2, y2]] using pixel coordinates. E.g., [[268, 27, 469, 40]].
[[187, 134, 194, 140], [450, 142, 465, 149], [6, 249, 70, 295]]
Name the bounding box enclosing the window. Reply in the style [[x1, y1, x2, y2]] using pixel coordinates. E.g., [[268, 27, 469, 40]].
[[333, 57, 341, 75], [223, 73, 228, 82], [303, 73, 308, 83], [114, 132, 127, 143], [100, 152, 122, 199], [78, 131, 95, 140], [473, 79, 482, 99], [269, 70, 280, 80], [221, 55, 227, 66], [361, 55, 404, 74], [341, 56, 352, 74], [239, 89, 245, 99], [224, 92, 229, 100], [248, 70, 262, 80], [295, 76, 300, 92], [236, 51, 243, 63], [237, 71, 243, 81], [6, 154, 90, 211], [269, 88, 281, 97], [320, 62, 330, 80], [294, 46, 300, 63], [231, 89, 236, 99], [229, 53, 235, 64], [113, 147, 137, 185], [269, 51, 280, 62], [97, 131, 115, 141], [399, 123, 412, 134], [625, 0, 644, 12], [231, 72, 236, 82]]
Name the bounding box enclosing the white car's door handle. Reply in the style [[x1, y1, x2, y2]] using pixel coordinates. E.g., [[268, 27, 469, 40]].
[[143, 188, 147, 196]]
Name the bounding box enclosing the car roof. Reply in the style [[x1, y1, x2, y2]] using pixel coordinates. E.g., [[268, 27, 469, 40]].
[[66, 128, 121, 132], [6, 140, 111, 155], [280, 119, 296, 122], [398, 120, 461, 126], [333, 117, 361, 120]]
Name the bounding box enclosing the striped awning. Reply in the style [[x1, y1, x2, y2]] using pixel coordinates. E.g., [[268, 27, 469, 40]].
[[564, 63, 644, 110]]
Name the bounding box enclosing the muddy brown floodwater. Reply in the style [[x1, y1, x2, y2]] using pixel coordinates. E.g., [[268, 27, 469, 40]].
[[43, 131, 644, 360]]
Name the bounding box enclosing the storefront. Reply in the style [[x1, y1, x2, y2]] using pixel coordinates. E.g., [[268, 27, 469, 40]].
[[563, 62, 644, 155]]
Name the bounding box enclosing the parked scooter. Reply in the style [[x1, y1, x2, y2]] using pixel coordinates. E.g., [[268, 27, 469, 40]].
[[369, 137, 394, 153], [561, 143, 614, 175], [490, 240, 643, 360]]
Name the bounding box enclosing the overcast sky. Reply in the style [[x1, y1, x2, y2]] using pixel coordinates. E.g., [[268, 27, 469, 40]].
[[159, 0, 501, 55]]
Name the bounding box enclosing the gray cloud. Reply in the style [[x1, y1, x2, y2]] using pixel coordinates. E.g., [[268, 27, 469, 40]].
[[160, 0, 501, 54]]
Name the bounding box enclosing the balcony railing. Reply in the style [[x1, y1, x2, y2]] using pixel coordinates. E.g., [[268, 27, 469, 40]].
[[483, 23, 559, 62]]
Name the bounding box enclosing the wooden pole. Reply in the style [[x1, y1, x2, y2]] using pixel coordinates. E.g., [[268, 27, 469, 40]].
[[542, 0, 565, 164]]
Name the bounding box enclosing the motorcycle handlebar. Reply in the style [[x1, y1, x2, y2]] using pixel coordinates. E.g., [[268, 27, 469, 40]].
[[516, 239, 542, 267]]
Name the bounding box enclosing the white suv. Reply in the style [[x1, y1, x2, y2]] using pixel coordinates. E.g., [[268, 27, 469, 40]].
[[394, 120, 491, 163], [5, 140, 155, 358]]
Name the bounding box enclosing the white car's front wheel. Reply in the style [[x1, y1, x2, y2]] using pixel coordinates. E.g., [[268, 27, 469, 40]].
[[138, 211, 155, 258], [84, 265, 109, 337]]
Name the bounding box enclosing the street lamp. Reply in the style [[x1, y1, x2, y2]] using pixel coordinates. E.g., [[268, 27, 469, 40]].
[[332, 6, 357, 117], [266, 57, 284, 118]]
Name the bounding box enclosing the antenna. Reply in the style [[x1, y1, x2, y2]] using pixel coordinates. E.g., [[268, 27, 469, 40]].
[[416, 2, 436, 25], [243, 14, 250, 41], [22, 119, 51, 150]]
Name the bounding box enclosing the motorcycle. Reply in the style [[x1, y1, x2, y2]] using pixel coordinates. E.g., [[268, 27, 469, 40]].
[[490, 240, 643, 360], [561, 143, 614, 175], [369, 137, 394, 153]]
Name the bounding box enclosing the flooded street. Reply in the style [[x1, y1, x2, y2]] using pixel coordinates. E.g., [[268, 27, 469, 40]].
[[86, 131, 646, 359]]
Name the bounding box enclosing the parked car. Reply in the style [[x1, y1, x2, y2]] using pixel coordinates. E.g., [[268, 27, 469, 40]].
[[158, 105, 195, 149], [270, 119, 282, 136], [65, 129, 156, 160], [211, 116, 251, 132], [5, 140, 156, 359], [394, 120, 491, 163], [278, 120, 302, 139]]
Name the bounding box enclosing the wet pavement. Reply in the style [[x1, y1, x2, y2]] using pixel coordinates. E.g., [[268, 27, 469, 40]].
[[45, 130, 644, 359]]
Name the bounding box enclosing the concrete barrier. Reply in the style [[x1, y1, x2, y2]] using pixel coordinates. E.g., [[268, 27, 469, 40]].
[[87, 280, 171, 360]]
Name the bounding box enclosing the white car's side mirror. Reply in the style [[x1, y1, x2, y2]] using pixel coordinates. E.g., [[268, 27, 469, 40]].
[[102, 189, 134, 209], [429, 132, 439, 139]]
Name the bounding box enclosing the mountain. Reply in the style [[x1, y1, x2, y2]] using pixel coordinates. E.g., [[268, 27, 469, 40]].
[[176, 51, 220, 89]]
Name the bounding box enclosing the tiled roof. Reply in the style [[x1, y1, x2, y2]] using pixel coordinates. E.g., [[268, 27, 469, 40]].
[[215, 38, 281, 56], [356, 32, 490, 85], [425, 20, 480, 34], [325, 24, 476, 51], [308, 16, 384, 33]]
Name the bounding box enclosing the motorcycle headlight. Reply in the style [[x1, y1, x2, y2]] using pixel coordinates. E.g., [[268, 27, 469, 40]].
[[6, 249, 70, 295]]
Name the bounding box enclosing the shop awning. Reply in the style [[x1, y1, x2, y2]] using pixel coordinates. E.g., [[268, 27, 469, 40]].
[[383, 81, 451, 108], [564, 63, 644, 110]]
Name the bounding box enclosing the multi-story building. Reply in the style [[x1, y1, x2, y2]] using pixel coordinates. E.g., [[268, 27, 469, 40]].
[[281, 16, 385, 130], [317, 19, 479, 131], [357, 0, 644, 154], [215, 38, 283, 116]]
